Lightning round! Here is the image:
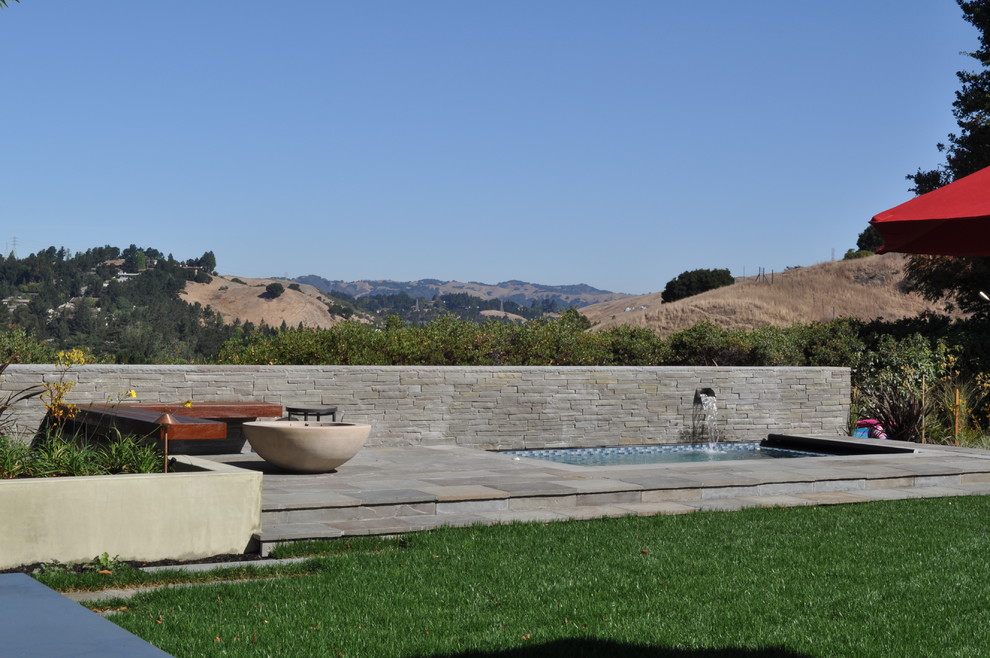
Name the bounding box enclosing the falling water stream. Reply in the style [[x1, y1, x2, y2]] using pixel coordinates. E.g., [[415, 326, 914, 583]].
[[692, 388, 719, 446]]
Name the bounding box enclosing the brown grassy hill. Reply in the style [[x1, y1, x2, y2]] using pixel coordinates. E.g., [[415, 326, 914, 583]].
[[480, 309, 528, 323], [581, 254, 956, 336], [181, 275, 352, 329]]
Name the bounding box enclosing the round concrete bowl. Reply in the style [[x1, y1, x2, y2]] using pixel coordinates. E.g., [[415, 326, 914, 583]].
[[243, 421, 371, 473]]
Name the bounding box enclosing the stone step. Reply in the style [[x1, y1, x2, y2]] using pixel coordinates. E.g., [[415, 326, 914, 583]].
[[256, 482, 990, 556], [260, 471, 990, 527]]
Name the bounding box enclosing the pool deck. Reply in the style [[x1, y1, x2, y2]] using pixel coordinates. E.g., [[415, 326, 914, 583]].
[[209, 435, 990, 556]]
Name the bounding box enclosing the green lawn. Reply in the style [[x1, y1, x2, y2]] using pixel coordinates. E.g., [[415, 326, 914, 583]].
[[63, 497, 990, 656]]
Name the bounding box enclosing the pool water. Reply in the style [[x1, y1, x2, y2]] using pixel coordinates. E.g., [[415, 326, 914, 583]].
[[500, 442, 828, 466]]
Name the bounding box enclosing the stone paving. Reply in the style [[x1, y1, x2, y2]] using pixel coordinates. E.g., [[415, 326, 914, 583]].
[[210, 436, 990, 556]]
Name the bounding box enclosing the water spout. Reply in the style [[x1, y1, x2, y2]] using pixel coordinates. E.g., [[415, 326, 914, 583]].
[[692, 388, 719, 445]]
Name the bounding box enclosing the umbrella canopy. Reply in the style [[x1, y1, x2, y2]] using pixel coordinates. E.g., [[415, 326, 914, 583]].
[[870, 166, 990, 256]]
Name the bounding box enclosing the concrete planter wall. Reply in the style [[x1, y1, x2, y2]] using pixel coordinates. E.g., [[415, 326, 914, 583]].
[[0, 457, 262, 570], [1, 365, 851, 450]]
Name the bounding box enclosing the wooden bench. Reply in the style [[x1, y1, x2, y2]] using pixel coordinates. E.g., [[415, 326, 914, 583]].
[[130, 402, 285, 422], [59, 402, 284, 446]]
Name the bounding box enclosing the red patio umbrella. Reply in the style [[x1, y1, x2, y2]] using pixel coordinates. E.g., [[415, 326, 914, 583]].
[[870, 165, 990, 256]]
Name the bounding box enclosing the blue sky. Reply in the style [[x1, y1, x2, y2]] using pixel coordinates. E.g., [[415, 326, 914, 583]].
[[0, 1, 977, 294]]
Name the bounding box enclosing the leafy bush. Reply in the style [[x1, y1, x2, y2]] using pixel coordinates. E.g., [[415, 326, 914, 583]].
[[795, 318, 865, 367], [850, 329, 970, 443], [664, 320, 751, 366], [854, 333, 956, 402], [0, 328, 57, 364], [598, 325, 667, 366], [843, 248, 875, 260], [216, 314, 874, 369]]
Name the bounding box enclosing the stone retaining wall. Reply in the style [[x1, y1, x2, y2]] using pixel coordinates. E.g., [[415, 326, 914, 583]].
[[1, 365, 850, 449]]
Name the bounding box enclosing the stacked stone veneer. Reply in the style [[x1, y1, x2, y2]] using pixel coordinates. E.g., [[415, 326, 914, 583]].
[[1, 365, 850, 450]]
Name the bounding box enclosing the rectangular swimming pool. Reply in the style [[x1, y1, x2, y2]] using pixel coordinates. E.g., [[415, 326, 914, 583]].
[[499, 442, 829, 467]]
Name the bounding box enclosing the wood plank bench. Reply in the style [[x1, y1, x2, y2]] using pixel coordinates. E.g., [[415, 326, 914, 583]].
[[63, 402, 227, 441], [59, 402, 285, 453], [131, 402, 285, 423]]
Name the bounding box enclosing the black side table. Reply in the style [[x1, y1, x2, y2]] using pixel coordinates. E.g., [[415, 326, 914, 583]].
[[285, 405, 338, 422]]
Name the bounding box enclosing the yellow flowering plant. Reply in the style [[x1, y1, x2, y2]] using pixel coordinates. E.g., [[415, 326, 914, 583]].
[[40, 349, 87, 431], [107, 389, 139, 403], [1, 350, 164, 477]]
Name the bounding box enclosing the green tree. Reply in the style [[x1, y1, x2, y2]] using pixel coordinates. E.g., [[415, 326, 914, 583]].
[[123, 250, 146, 272], [908, 1, 990, 192], [265, 283, 285, 299], [661, 268, 734, 303], [902, 1, 990, 311], [856, 225, 883, 253], [904, 255, 990, 315]]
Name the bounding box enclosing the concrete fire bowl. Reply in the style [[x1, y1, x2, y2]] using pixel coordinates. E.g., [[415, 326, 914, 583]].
[[243, 421, 371, 473]]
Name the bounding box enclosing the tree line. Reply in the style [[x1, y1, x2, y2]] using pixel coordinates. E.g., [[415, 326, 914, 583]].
[[0, 245, 237, 363]]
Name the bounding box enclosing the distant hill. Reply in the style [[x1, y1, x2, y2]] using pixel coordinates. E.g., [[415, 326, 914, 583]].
[[181, 275, 362, 329], [580, 254, 959, 336], [184, 256, 950, 334], [181, 274, 623, 329], [292, 276, 631, 308]]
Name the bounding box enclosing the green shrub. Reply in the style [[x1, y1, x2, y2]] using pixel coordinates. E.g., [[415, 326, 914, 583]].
[[795, 318, 864, 367], [0, 432, 162, 478], [664, 320, 750, 366], [98, 432, 162, 474], [28, 434, 102, 477], [598, 325, 666, 365], [744, 325, 804, 366], [855, 333, 956, 403], [0, 436, 32, 478], [0, 328, 57, 363]]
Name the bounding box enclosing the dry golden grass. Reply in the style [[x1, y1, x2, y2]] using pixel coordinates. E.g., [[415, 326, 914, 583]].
[[181, 275, 350, 329], [582, 254, 957, 336], [479, 309, 528, 323]]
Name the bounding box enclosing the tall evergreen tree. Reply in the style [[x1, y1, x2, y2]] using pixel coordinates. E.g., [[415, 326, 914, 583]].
[[903, 0, 990, 314], [909, 1, 990, 191]]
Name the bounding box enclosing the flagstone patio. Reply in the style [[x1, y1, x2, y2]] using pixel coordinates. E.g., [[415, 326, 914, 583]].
[[207, 435, 990, 556]]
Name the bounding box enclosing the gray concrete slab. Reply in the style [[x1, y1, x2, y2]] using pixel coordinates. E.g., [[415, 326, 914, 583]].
[[0, 574, 171, 657]]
